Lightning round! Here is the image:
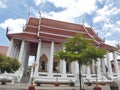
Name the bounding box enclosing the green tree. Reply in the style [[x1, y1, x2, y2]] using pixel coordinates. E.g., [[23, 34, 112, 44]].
[[54, 34, 106, 90], [85, 45, 107, 86], [0, 54, 20, 73]]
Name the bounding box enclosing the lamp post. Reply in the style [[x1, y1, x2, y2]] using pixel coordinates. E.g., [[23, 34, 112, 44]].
[[94, 62, 102, 90], [28, 61, 37, 90], [32, 61, 37, 83], [54, 64, 60, 86], [95, 63, 98, 86]]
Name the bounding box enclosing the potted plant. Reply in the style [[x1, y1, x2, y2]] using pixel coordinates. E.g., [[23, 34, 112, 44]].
[[0, 78, 8, 85], [54, 81, 59, 86], [28, 81, 36, 90], [54, 76, 59, 86]]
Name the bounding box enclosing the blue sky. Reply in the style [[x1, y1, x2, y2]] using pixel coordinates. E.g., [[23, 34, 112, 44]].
[[0, 0, 120, 47]]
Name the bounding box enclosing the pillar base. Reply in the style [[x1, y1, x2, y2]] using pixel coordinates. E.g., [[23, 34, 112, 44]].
[[28, 85, 35, 90]]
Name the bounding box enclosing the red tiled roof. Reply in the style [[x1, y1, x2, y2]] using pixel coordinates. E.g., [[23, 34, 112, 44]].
[[0, 46, 8, 55], [41, 18, 86, 32], [7, 33, 39, 43], [28, 17, 39, 27], [6, 17, 115, 51], [99, 43, 115, 51]]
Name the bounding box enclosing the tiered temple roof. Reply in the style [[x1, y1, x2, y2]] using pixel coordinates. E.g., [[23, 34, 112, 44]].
[[7, 17, 115, 51]]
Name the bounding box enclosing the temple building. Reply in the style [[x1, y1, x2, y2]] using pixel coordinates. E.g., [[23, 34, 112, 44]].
[[5, 16, 120, 84]]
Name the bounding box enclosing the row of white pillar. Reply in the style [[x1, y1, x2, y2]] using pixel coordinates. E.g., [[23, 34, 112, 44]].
[[85, 52, 120, 79], [7, 38, 120, 78]]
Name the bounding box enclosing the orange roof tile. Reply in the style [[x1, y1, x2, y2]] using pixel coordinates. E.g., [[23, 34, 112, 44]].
[[6, 17, 115, 51]]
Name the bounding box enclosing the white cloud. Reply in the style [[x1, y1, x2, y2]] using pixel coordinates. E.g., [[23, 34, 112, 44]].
[[0, 18, 26, 33], [115, 21, 120, 32], [105, 32, 111, 37], [47, 0, 77, 8], [105, 39, 120, 46], [34, 0, 45, 5], [103, 20, 120, 33], [93, 4, 120, 23], [0, 1, 6, 8], [98, 0, 104, 4], [40, 0, 97, 23], [28, 56, 35, 66]]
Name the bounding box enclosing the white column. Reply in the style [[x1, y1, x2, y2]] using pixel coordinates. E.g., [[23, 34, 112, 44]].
[[12, 46, 16, 58], [101, 58, 106, 75], [35, 40, 41, 74], [7, 39, 14, 57], [61, 60, 67, 77], [86, 66, 91, 78], [74, 61, 79, 75], [92, 60, 95, 74], [18, 40, 25, 68], [96, 59, 101, 77], [23, 42, 30, 72], [106, 52, 113, 75], [113, 51, 120, 74], [82, 65, 86, 74], [48, 41, 54, 77], [16, 47, 20, 60]]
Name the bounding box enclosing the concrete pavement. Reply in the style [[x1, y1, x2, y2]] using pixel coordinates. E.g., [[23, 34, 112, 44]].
[[0, 83, 113, 90]]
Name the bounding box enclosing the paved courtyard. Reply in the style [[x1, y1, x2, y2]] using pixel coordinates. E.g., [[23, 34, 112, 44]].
[[0, 83, 114, 90]]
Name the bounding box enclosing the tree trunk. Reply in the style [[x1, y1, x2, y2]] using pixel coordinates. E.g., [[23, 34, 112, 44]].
[[79, 62, 82, 90]]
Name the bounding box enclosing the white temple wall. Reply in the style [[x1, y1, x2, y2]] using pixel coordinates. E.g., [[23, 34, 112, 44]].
[[7, 39, 120, 82], [40, 42, 51, 73], [39, 42, 62, 72], [40, 42, 51, 60], [6, 38, 120, 82]]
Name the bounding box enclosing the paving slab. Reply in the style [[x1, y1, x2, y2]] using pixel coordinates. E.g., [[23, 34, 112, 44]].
[[0, 83, 113, 90]]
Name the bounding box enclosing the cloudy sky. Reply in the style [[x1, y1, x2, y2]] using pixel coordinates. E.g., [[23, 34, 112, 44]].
[[0, 0, 120, 47]]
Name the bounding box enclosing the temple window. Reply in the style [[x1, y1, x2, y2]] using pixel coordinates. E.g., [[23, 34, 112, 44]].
[[41, 61, 45, 71], [39, 54, 48, 72]]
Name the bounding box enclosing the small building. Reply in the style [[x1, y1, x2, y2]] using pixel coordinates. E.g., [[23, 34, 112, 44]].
[[5, 16, 120, 84]]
